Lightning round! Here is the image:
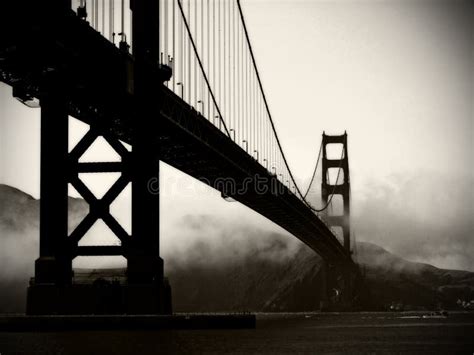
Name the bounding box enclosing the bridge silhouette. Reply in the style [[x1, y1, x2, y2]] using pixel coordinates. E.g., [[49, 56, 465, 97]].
[[0, 0, 357, 315]]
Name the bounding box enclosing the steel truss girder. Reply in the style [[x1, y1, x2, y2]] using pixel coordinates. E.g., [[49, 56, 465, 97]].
[[67, 123, 131, 257]]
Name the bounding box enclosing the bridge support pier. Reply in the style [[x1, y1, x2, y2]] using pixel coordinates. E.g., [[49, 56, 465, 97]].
[[27, 74, 171, 314], [319, 261, 329, 311], [25, 0, 174, 315], [34, 74, 71, 286], [319, 262, 355, 311]]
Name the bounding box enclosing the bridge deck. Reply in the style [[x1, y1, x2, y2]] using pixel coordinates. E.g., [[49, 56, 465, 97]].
[[0, 1, 353, 267]]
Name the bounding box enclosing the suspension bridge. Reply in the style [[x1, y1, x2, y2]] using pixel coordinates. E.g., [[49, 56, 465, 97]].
[[0, 0, 358, 315]]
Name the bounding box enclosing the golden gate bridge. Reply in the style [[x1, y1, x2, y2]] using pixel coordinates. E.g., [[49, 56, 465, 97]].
[[0, 0, 358, 315]]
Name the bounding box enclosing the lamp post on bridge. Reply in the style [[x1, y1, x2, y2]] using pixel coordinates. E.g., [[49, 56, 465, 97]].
[[177, 82, 184, 100], [253, 150, 259, 162], [271, 166, 276, 176], [197, 100, 204, 116], [118, 32, 129, 53], [169, 58, 174, 90], [230, 128, 236, 141], [242, 139, 248, 153], [263, 158, 268, 170]]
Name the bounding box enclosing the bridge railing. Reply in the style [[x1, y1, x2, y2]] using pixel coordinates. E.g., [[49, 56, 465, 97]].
[[71, 0, 133, 52]]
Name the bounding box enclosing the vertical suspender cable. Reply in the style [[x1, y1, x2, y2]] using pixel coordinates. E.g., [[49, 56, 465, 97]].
[[225, 1, 231, 129], [253, 62, 256, 154], [165, 0, 168, 64], [255, 62, 258, 154], [247, 45, 250, 147], [250, 61, 253, 153], [228, 0, 231, 128], [237, 10, 241, 143], [176, 0, 230, 136], [228, 0, 231, 129], [92, 0, 95, 30], [201, 0, 204, 109], [243, 35, 246, 144], [248, 38, 251, 146], [207, 0, 210, 121], [258, 85, 260, 158], [213, 0, 216, 125], [93, 0, 95, 32], [227, 0, 231, 130], [121, 0, 124, 41], [109, 0, 113, 41], [218, 0, 221, 128], [173, 0, 176, 91], [243, 37, 246, 144], [194, 0, 197, 106], [102, 0, 105, 35], [159, 0, 162, 61], [255, 66, 257, 154], [188, 0, 191, 103], [232, 1, 236, 134], [227, 0, 230, 127], [261, 93, 264, 165], [181, 1, 184, 98], [181, 2, 183, 97], [223, 0, 226, 126], [93, 0, 96, 32]]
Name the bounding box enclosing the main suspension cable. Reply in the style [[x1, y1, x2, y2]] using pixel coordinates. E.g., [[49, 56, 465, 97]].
[[237, 0, 346, 215], [303, 140, 323, 199]]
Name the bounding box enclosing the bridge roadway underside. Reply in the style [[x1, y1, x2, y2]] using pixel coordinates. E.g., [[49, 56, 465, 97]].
[[0, 1, 353, 268]]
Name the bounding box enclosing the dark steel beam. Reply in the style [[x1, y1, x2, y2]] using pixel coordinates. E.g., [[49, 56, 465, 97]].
[[76, 162, 123, 173], [76, 246, 123, 256]]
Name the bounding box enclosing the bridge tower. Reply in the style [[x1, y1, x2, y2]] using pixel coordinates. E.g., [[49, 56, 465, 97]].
[[320, 132, 357, 309], [26, 0, 172, 315], [321, 132, 351, 253]]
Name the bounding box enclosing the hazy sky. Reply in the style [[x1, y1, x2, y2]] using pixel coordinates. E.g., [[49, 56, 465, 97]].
[[0, 0, 472, 270]]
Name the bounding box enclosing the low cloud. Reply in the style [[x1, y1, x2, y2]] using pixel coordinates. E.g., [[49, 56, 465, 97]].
[[1, 169, 472, 284], [353, 172, 474, 271], [162, 214, 303, 271]]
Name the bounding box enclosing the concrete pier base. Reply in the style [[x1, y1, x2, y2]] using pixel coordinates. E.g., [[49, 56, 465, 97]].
[[26, 280, 172, 315]]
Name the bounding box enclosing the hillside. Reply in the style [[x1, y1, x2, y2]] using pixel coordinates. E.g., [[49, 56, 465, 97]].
[[355, 242, 474, 310], [167, 241, 474, 312], [0, 184, 88, 312], [0, 184, 473, 313]]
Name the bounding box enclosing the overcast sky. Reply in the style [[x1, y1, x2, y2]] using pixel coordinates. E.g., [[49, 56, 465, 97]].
[[0, 0, 472, 270]]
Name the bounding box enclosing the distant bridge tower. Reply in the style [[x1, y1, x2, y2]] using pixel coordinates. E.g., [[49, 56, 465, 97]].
[[321, 132, 351, 253]]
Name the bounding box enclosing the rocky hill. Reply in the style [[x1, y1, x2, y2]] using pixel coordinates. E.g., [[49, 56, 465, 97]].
[[1, 184, 473, 313], [167, 240, 474, 312]]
